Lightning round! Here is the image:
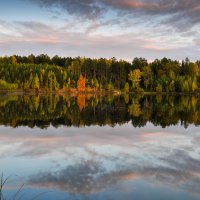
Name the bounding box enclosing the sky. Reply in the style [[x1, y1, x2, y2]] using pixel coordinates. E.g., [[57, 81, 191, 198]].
[[0, 0, 200, 61]]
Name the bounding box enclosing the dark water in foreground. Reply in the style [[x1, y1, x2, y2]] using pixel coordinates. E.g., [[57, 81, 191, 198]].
[[0, 94, 200, 200]]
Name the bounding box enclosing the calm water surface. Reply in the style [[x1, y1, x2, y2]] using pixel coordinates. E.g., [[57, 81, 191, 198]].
[[0, 94, 200, 200]]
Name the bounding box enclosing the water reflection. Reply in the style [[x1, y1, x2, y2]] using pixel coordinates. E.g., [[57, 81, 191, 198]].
[[0, 94, 200, 199], [0, 123, 199, 199], [0, 94, 200, 128]]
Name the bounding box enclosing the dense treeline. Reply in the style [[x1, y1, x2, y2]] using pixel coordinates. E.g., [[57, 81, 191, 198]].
[[0, 54, 200, 93], [0, 94, 199, 128]]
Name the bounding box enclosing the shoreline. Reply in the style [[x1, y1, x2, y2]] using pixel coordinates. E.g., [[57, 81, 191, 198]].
[[0, 89, 199, 96]]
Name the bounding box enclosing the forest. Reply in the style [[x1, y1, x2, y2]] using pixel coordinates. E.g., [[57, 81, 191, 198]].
[[0, 54, 200, 93]]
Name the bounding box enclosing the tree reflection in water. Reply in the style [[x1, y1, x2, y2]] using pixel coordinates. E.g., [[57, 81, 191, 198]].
[[0, 94, 199, 128]]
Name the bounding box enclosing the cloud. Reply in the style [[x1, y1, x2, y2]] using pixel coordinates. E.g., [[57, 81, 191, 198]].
[[30, 0, 200, 30], [1, 0, 200, 59], [193, 38, 200, 46], [143, 45, 175, 51], [1, 124, 200, 197], [0, 20, 194, 60], [28, 161, 144, 195], [29, 160, 106, 194], [27, 150, 200, 195], [14, 21, 53, 33], [32, 0, 104, 20], [0, 11, 199, 60]]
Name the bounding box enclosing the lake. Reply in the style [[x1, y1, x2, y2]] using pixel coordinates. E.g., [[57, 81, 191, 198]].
[[0, 94, 200, 200]]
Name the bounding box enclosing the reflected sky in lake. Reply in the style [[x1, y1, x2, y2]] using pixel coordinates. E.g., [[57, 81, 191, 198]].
[[0, 122, 200, 200]]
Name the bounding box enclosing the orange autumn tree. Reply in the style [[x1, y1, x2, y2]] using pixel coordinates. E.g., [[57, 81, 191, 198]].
[[77, 94, 86, 111], [77, 74, 86, 92]]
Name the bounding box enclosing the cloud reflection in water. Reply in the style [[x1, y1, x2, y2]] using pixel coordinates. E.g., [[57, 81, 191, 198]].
[[0, 123, 199, 199]]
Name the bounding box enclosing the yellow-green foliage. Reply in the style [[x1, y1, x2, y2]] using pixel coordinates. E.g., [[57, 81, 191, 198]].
[[128, 69, 142, 89], [0, 79, 18, 90], [0, 55, 199, 93], [156, 84, 163, 93]]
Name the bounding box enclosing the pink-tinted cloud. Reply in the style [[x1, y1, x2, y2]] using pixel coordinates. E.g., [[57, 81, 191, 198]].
[[143, 45, 175, 51], [104, 0, 158, 10], [0, 17, 199, 60]]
